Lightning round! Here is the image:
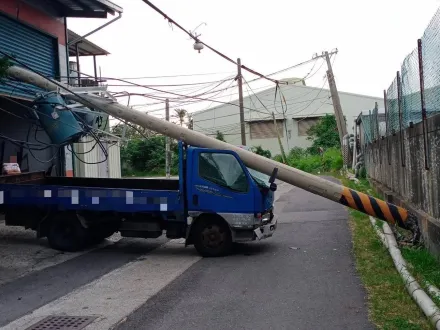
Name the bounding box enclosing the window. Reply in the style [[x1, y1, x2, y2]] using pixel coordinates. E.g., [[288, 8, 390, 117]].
[[297, 117, 320, 136], [199, 153, 248, 192], [249, 120, 284, 139]]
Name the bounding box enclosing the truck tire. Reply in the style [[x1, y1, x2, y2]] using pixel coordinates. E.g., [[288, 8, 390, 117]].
[[47, 214, 88, 252], [193, 217, 233, 257]]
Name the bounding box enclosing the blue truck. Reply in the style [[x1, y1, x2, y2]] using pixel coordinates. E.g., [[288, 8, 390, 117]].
[[0, 142, 277, 257]]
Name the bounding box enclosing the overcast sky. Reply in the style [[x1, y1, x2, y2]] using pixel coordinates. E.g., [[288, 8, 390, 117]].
[[67, 0, 440, 119]]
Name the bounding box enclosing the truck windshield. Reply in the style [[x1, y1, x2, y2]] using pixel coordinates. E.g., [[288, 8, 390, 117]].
[[247, 168, 270, 188]]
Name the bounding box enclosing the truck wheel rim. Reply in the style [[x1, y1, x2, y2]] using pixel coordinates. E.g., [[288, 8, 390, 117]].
[[201, 225, 224, 249]]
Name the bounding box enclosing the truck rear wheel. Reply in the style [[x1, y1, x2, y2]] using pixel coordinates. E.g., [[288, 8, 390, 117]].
[[47, 214, 88, 252], [193, 218, 233, 257]]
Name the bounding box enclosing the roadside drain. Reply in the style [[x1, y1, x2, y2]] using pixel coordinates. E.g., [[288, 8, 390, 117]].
[[25, 316, 97, 330]]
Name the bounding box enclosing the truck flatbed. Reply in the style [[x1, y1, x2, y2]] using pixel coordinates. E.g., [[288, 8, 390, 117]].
[[0, 172, 181, 213]]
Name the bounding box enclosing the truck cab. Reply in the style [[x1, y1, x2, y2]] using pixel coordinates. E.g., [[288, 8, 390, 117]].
[[184, 143, 277, 256]]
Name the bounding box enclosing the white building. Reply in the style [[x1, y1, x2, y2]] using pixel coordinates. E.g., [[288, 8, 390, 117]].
[[192, 79, 384, 155]]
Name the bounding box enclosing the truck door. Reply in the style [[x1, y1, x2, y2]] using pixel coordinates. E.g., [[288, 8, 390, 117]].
[[188, 150, 255, 214]]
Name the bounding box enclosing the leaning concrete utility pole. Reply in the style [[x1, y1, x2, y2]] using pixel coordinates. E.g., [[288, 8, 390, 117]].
[[165, 99, 171, 179], [6, 65, 419, 239], [324, 51, 347, 144], [237, 58, 246, 146]]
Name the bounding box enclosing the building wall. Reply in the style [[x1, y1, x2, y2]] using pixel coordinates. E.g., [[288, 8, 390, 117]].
[[193, 84, 384, 155], [363, 114, 440, 255], [0, 98, 62, 174]]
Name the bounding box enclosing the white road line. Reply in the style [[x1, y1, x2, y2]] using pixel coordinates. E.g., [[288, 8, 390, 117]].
[[1, 239, 201, 330]]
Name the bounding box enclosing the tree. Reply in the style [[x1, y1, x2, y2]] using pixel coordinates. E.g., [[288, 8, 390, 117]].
[[174, 109, 187, 127], [110, 122, 154, 140], [306, 114, 341, 151], [215, 131, 225, 141]]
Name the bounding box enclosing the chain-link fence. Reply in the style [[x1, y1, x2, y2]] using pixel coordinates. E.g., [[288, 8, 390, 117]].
[[382, 6, 440, 136], [386, 77, 399, 134], [422, 7, 440, 118]]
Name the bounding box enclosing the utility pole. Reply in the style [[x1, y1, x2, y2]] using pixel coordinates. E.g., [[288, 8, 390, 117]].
[[324, 51, 347, 144], [237, 58, 246, 146], [165, 99, 171, 179], [272, 112, 287, 164]]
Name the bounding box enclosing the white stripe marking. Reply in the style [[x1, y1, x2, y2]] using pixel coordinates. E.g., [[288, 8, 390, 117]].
[[44, 190, 51, 198], [0, 191, 3, 204], [160, 203, 167, 211], [1, 240, 201, 330]]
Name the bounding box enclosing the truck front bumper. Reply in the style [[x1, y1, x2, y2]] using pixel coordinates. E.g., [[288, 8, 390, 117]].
[[254, 217, 277, 240]]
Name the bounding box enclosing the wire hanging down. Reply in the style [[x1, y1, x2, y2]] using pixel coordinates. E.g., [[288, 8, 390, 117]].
[[140, 0, 285, 84]]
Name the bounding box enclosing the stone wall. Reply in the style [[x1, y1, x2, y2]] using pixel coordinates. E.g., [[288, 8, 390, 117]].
[[363, 114, 440, 254]]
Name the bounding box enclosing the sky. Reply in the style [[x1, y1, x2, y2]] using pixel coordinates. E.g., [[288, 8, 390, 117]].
[[67, 0, 440, 121]]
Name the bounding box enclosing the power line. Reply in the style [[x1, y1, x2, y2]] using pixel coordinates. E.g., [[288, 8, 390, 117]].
[[140, 0, 284, 85]]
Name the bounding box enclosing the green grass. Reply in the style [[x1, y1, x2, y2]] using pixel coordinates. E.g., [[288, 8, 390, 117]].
[[339, 175, 434, 330]]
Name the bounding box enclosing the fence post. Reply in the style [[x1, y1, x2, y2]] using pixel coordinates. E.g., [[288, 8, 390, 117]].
[[418, 38, 430, 170], [397, 71, 406, 167], [375, 102, 382, 164], [384, 90, 391, 165]]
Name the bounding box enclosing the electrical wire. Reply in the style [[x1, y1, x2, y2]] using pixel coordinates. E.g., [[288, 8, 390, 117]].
[[140, 0, 284, 84]]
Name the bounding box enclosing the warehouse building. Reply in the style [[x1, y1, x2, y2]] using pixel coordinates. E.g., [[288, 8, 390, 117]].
[[192, 79, 384, 155]]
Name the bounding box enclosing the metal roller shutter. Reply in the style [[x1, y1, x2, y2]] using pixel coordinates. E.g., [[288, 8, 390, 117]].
[[297, 117, 320, 136], [0, 13, 58, 100], [250, 120, 284, 139]]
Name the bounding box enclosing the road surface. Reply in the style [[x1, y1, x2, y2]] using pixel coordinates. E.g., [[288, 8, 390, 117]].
[[0, 179, 372, 330]]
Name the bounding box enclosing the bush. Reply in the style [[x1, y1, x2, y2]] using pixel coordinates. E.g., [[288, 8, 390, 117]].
[[274, 147, 343, 174], [251, 145, 271, 159]]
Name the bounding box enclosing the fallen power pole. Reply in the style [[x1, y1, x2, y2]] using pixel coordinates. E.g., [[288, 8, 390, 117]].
[[6, 66, 420, 240]]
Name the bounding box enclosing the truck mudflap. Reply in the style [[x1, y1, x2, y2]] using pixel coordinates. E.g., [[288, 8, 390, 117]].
[[254, 218, 277, 240]]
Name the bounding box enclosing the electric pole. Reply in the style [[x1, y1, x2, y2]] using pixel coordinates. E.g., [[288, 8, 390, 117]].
[[237, 58, 246, 146], [272, 112, 287, 164], [324, 51, 347, 144], [165, 99, 171, 179]]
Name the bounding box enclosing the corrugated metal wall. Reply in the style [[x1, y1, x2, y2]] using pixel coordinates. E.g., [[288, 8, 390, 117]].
[[0, 12, 58, 100], [72, 137, 121, 178], [107, 141, 121, 178]]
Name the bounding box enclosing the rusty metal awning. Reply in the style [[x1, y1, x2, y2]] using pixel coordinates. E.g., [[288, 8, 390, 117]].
[[52, 0, 123, 18], [68, 30, 109, 56]]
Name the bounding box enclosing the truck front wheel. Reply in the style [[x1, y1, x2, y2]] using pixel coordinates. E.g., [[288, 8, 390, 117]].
[[193, 217, 233, 257], [47, 214, 88, 252]]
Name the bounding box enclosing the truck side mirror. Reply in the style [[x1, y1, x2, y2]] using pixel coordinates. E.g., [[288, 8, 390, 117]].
[[269, 167, 278, 192]]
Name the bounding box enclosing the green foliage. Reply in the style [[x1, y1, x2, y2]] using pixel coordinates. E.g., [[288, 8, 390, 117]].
[[0, 57, 11, 80], [275, 147, 343, 174], [307, 114, 341, 150], [215, 131, 225, 142], [111, 123, 152, 140], [251, 145, 271, 159], [359, 166, 367, 179], [121, 136, 179, 176]]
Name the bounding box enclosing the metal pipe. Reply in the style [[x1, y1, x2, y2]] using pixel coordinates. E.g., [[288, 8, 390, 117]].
[[93, 55, 98, 85], [5, 65, 420, 237], [68, 13, 122, 46], [418, 38, 430, 170], [75, 42, 81, 87]]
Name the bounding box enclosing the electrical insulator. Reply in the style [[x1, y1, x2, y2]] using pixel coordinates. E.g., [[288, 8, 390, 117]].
[[193, 41, 204, 53]]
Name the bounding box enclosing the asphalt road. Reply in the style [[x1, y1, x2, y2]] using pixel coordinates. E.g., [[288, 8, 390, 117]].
[[117, 178, 373, 330]]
